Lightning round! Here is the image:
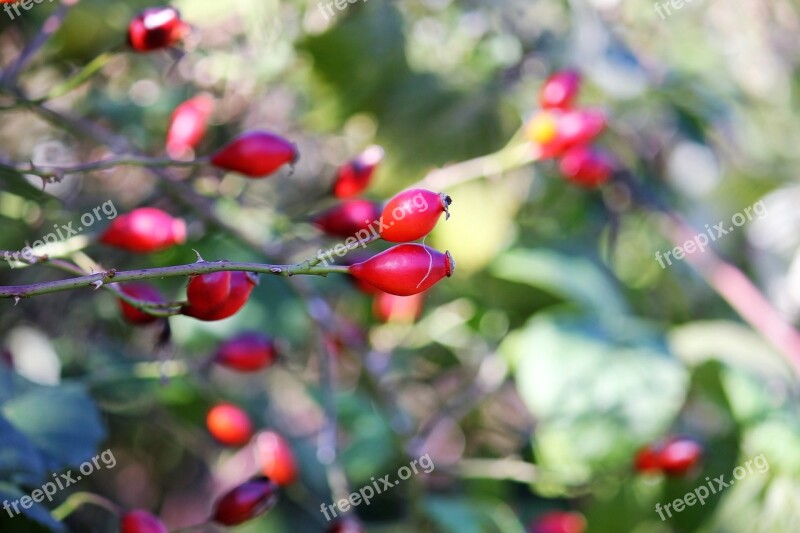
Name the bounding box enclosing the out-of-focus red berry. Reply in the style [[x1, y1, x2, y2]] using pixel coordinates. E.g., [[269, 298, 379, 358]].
[[526, 109, 606, 158], [207, 403, 254, 446], [211, 131, 298, 178], [373, 291, 425, 323], [540, 70, 582, 110], [212, 477, 279, 526], [127, 7, 188, 53], [333, 145, 384, 198], [529, 511, 586, 533], [312, 200, 383, 239], [166, 94, 214, 158], [634, 437, 703, 476], [215, 332, 278, 372], [100, 208, 186, 253], [121, 510, 168, 533], [118, 283, 164, 325], [328, 519, 366, 533], [257, 431, 298, 486], [558, 145, 614, 187]]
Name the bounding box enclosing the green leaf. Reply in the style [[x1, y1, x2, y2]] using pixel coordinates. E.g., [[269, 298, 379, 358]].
[[1, 383, 106, 471], [492, 249, 629, 317], [500, 314, 688, 488], [0, 417, 46, 487], [424, 496, 526, 533]]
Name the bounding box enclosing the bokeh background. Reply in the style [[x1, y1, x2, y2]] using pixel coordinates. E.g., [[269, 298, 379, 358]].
[[2, 0, 800, 531]]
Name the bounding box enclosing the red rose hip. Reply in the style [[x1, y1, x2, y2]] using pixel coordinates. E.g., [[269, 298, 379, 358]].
[[529, 511, 586, 533], [207, 403, 254, 446], [312, 200, 382, 239], [349, 244, 455, 296], [215, 332, 278, 372], [212, 477, 279, 526], [121, 510, 168, 533], [100, 207, 186, 253], [540, 70, 582, 110], [558, 146, 614, 187], [182, 271, 259, 321], [379, 189, 451, 243], [118, 283, 165, 325], [333, 145, 384, 198], [257, 431, 297, 486], [167, 94, 214, 158], [659, 438, 703, 475], [211, 130, 298, 178], [128, 7, 188, 53]]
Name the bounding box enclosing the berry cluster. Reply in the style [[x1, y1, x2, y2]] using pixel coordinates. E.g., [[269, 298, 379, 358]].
[[525, 70, 614, 188]]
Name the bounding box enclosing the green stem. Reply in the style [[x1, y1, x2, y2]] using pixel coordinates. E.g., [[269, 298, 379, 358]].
[[308, 233, 382, 267], [0, 260, 348, 300], [51, 492, 120, 521], [3, 156, 210, 182], [34, 52, 116, 103]]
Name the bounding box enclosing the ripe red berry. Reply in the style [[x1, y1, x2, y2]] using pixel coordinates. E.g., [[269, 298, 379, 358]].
[[118, 283, 164, 325], [379, 189, 451, 243], [526, 109, 606, 159], [634, 437, 703, 476], [121, 510, 168, 533], [333, 145, 384, 198], [186, 271, 231, 315], [558, 146, 614, 187], [328, 519, 366, 533], [257, 431, 298, 486], [100, 208, 186, 253], [182, 271, 259, 321], [212, 477, 279, 526], [348, 244, 455, 296], [373, 291, 425, 323], [207, 403, 254, 446], [659, 438, 703, 476], [215, 332, 278, 372], [540, 70, 582, 110], [127, 7, 188, 53], [554, 108, 606, 150], [211, 131, 298, 178], [166, 94, 214, 158], [312, 200, 382, 239], [529, 511, 586, 533]]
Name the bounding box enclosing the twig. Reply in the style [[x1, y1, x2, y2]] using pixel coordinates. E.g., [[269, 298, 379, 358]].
[[0, 260, 348, 300], [1, 156, 209, 182]]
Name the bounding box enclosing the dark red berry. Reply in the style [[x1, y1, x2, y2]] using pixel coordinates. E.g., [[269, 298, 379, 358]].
[[121, 510, 168, 533], [215, 332, 278, 372], [373, 291, 425, 323], [211, 131, 298, 178], [328, 519, 366, 533], [540, 70, 582, 110], [207, 403, 254, 446], [182, 271, 259, 321], [118, 283, 164, 325], [659, 438, 703, 476], [167, 94, 214, 158], [349, 244, 455, 296], [100, 208, 186, 253], [312, 200, 383, 239], [379, 189, 451, 243], [634, 445, 662, 473], [127, 7, 188, 53], [333, 145, 384, 198], [558, 146, 614, 187], [529, 511, 586, 533], [257, 431, 297, 486], [186, 271, 231, 315], [212, 477, 279, 526]]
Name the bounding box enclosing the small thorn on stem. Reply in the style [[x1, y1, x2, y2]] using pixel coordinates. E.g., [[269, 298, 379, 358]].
[[269, 267, 283, 274], [91, 280, 103, 290], [13, 296, 20, 306], [192, 249, 205, 262]]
